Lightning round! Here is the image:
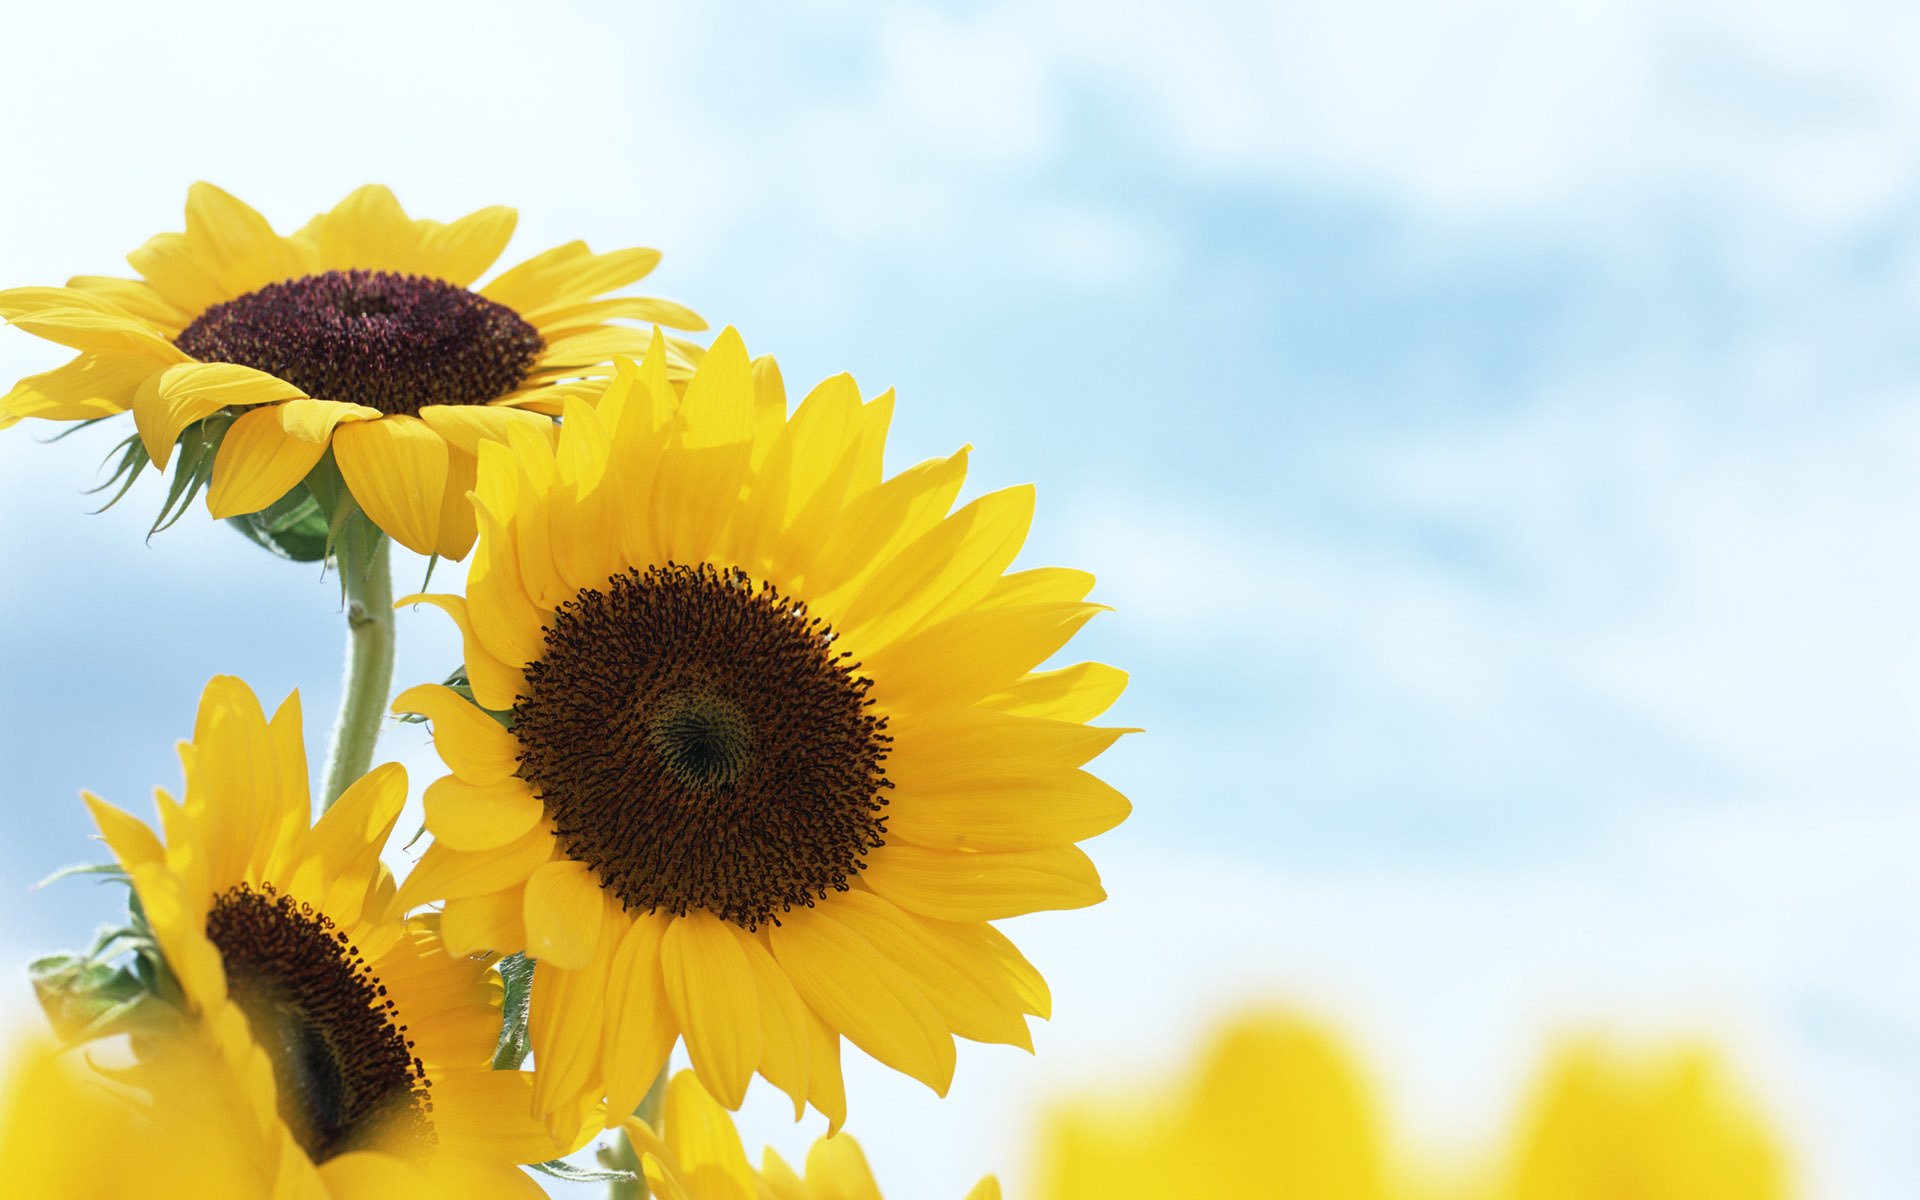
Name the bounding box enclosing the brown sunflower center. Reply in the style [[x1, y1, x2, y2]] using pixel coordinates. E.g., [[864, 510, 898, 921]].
[[203, 884, 433, 1164], [512, 562, 893, 930], [174, 269, 543, 416]]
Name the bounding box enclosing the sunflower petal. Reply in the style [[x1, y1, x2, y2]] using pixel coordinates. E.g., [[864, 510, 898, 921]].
[[522, 859, 605, 971], [332, 415, 449, 556], [661, 913, 763, 1110], [768, 907, 955, 1094]]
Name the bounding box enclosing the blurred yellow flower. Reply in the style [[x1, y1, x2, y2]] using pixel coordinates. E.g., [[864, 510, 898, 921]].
[[0, 182, 703, 557], [1503, 1042, 1790, 1200], [0, 1032, 258, 1199], [627, 1069, 1000, 1200], [1040, 1014, 1389, 1200], [1037, 1012, 1794, 1200]]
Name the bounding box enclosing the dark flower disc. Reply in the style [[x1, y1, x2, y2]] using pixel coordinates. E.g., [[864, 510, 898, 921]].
[[513, 563, 893, 930], [175, 269, 543, 416], [204, 884, 433, 1163]]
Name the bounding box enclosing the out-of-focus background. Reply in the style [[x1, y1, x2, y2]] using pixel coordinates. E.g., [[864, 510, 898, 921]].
[[4, 1, 1919, 1194]]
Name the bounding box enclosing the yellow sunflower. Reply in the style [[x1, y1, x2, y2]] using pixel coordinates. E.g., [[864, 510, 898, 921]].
[[83, 674, 590, 1197], [624, 1069, 1000, 1200], [393, 327, 1132, 1131], [0, 182, 704, 558]]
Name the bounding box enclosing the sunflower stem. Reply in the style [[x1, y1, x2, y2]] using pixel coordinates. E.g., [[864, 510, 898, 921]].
[[320, 535, 394, 809], [605, 1068, 670, 1200]]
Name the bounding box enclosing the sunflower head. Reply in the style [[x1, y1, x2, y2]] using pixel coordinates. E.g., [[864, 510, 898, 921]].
[[0, 183, 705, 559], [81, 674, 590, 1196], [395, 326, 1134, 1131]]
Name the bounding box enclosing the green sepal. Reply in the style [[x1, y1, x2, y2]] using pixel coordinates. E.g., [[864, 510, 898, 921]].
[[33, 861, 129, 889], [85, 434, 151, 515], [492, 952, 537, 1070], [29, 952, 170, 1042], [530, 1159, 640, 1185], [304, 451, 382, 591], [224, 487, 332, 562]]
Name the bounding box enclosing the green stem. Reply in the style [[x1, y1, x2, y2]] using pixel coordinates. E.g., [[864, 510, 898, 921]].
[[320, 535, 394, 809], [605, 1068, 670, 1200]]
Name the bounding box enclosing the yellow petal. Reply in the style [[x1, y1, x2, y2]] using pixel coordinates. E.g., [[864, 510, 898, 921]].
[[661, 1071, 757, 1200], [866, 603, 1106, 715], [82, 792, 164, 873], [392, 683, 522, 785], [661, 913, 763, 1110], [395, 821, 555, 909], [418, 403, 554, 457], [768, 907, 955, 1094], [397, 591, 527, 713], [885, 768, 1132, 853], [132, 362, 307, 468], [422, 773, 544, 852], [859, 843, 1105, 922], [529, 894, 623, 1119], [441, 887, 528, 957], [275, 396, 383, 442], [431, 1067, 594, 1164], [482, 242, 663, 312], [980, 662, 1129, 724], [804, 1134, 884, 1200], [840, 484, 1035, 652], [291, 761, 407, 925], [182, 181, 311, 294], [205, 405, 330, 517], [827, 891, 1033, 1049], [522, 859, 605, 971], [0, 352, 156, 424], [332, 415, 449, 556], [601, 912, 678, 1121], [436, 446, 482, 561]]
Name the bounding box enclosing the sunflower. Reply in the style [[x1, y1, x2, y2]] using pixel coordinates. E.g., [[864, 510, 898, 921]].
[[82, 674, 589, 1197], [623, 1069, 1001, 1200], [0, 182, 704, 558], [393, 327, 1132, 1130]]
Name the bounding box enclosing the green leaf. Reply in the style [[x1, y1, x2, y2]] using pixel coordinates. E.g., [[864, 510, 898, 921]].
[[492, 952, 537, 1070]]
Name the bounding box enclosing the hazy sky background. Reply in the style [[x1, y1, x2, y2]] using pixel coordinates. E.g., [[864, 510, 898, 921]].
[[6, 1, 1920, 1194]]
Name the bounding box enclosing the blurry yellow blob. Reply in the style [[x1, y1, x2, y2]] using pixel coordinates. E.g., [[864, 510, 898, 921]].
[[1037, 1012, 1794, 1200], [1504, 1042, 1791, 1200], [1040, 1013, 1388, 1200], [0, 1032, 264, 1198]]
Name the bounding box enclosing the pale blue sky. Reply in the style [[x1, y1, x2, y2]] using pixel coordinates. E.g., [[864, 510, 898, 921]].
[[7, 0, 1920, 1194]]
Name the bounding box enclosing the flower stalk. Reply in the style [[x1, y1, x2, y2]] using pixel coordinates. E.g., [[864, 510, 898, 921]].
[[320, 534, 394, 809]]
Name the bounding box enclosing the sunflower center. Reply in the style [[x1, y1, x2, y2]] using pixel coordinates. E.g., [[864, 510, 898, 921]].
[[174, 269, 543, 416], [513, 562, 892, 929], [204, 884, 433, 1164]]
